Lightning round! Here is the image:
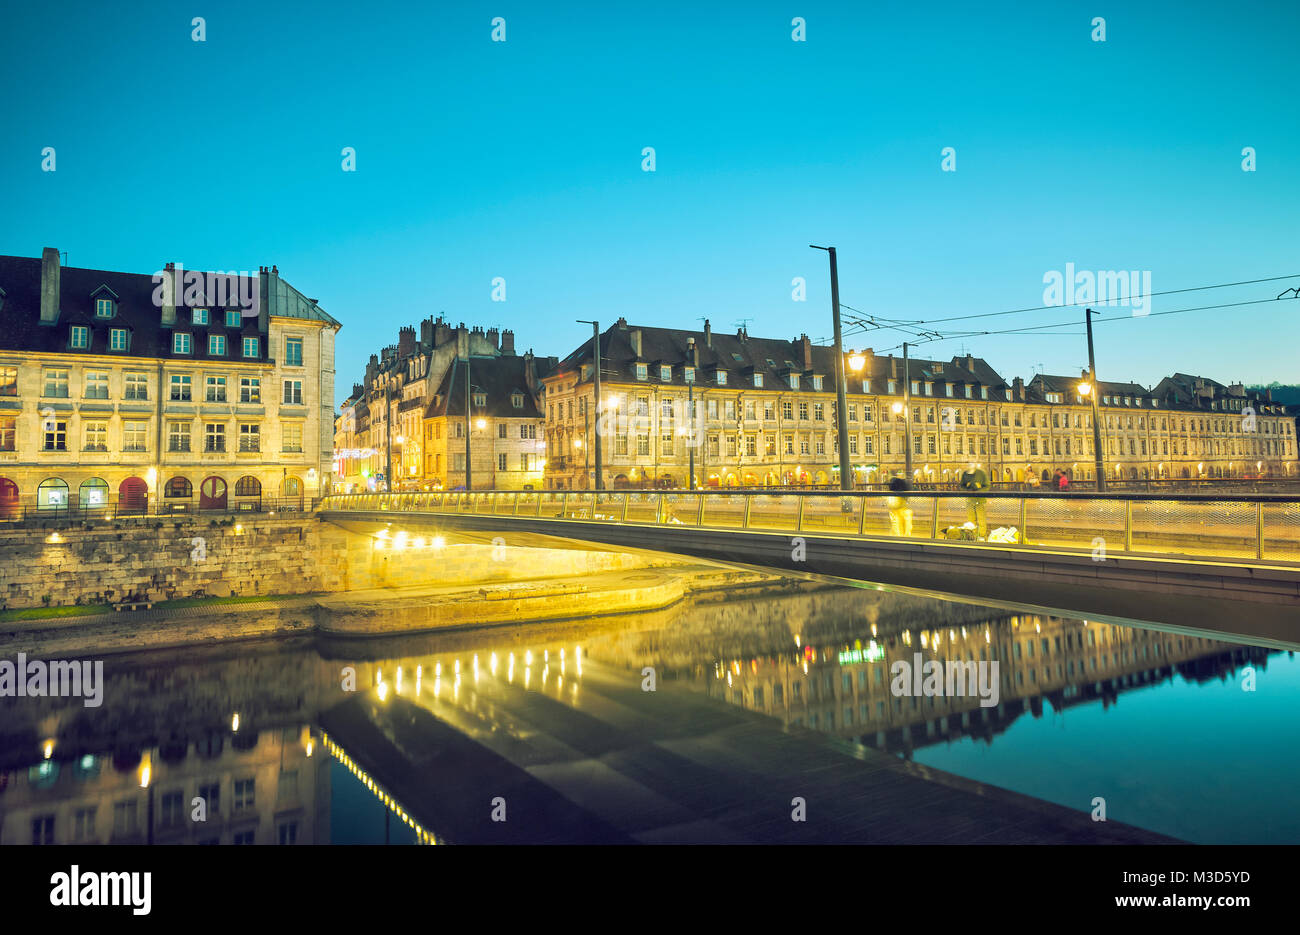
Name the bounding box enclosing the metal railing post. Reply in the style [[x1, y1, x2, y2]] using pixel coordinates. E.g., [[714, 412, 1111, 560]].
[[512, 492, 520, 516], [1256, 500, 1264, 560], [857, 495, 867, 536], [930, 495, 939, 539], [558, 493, 568, 518], [742, 494, 753, 529], [1019, 496, 1028, 542], [696, 494, 706, 527], [620, 494, 630, 522], [796, 495, 806, 532], [1123, 499, 1133, 552]]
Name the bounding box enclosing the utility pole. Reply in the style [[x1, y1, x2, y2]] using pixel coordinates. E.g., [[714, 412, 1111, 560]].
[[811, 245, 853, 491], [577, 320, 602, 490], [687, 379, 695, 490], [1086, 308, 1106, 491], [902, 342, 913, 480], [464, 354, 472, 490]]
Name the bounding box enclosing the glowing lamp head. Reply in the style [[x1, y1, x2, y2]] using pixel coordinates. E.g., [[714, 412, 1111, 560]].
[[1077, 382, 1092, 396], [848, 352, 866, 372], [475, 418, 486, 430], [891, 401, 904, 414]]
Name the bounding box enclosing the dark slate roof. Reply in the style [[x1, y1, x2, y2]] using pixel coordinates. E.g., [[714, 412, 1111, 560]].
[[551, 320, 1009, 396], [0, 254, 270, 363], [426, 355, 546, 419]]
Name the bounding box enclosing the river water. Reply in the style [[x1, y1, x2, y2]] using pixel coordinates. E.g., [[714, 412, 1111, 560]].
[[2, 579, 1296, 844]]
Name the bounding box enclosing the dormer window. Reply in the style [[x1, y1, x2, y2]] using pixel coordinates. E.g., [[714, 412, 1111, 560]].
[[193, 308, 209, 325], [209, 335, 227, 356], [174, 333, 192, 354], [659, 365, 671, 381], [635, 363, 648, 381], [716, 370, 727, 386], [812, 376, 824, 391], [69, 325, 89, 348], [684, 367, 696, 384], [980, 387, 988, 400], [753, 373, 763, 388], [225, 309, 241, 328], [95, 298, 114, 318], [789, 374, 800, 390], [110, 328, 129, 351], [511, 392, 524, 409]]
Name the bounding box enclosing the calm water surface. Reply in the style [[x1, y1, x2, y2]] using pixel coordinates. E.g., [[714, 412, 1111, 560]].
[[2, 581, 1295, 844]]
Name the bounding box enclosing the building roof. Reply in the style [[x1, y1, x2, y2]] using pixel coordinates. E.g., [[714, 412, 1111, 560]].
[[0, 252, 337, 364], [427, 355, 546, 419]]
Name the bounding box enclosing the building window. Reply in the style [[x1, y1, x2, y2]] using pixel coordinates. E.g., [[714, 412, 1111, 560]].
[[782, 401, 793, 420], [498, 453, 508, 471], [231, 778, 254, 810], [206, 375, 227, 402], [813, 403, 824, 421], [160, 791, 184, 828], [192, 308, 209, 325], [716, 370, 727, 386], [789, 374, 800, 390], [209, 335, 226, 356], [684, 367, 695, 383], [242, 336, 259, 358], [43, 421, 67, 451], [285, 337, 303, 366], [283, 423, 303, 452], [635, 363, 648, 381], [43, 369, 70, 398], [69, 325, 89, 348], [123, 372, 147, 400], [32, 815, 55, 845], [83, 421, 108, 452], [239, 377, 260, 403], [0, 416, 15, 452], [754, 373, 764, 388], [812, 376, 823, 391], [238, 423, 260, 452], [511, 392, 524, 408], [84, 371, 109, 399], [107, 328, 128, 351], [226, 309, 241, 328], [283, 380, 303, 405], [123, 420, 148, 452], [798, 402, 809, 420], [170, 374, 192, 401], [278, 822, 298, 845], [73, 807, 96, 842], [174, 333, 192, 354], [204, 423, 226, 452], [168, 421, 191, 452], [473, 392, 487, 407], [659, 365, 671, 381], [96, 297, 114, 318], [0, 366, 15, 396]]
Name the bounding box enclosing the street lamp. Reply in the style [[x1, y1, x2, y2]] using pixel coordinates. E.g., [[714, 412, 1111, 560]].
[[810, 244, 853, 490], [1078, 368, 1104, 489]]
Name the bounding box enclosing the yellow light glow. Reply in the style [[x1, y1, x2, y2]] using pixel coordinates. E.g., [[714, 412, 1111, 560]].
[[848, 353, 866, 372], [432, 535, 446, 549], [377, 680, 389, 701], [43, 739, 54, 760], [1077, 382, 1092, 396], [891, 402, 903, 414], [231, 713, 240, 732], [574, 439, 584, 448], [476, 418, 486, 429]]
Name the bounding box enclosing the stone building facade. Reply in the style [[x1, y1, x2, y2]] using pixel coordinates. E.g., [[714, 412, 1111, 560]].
[[0, 249, 340, 514], [541, 318, 1295, 489]]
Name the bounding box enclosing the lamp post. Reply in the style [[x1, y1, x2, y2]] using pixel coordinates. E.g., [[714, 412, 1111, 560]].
[[810, 245, 853, 491], [1083, 308, 1106, 491], [464, 355, 472, 490], [576, 320, 602, 490], [901, 342, 913, 480], [687, 378, 696, 490]]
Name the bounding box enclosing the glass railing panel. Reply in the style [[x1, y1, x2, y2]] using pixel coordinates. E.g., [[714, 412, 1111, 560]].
[[746, 494, 801, 532], [1022, 496, 1123, 551], [1132, 499, 1255, 560], [700, 493, 746, 528], [1262, 502, 1300, 562]]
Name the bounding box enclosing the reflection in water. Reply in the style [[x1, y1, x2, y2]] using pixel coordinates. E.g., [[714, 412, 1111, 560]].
[[1, 582, 1293, 844]]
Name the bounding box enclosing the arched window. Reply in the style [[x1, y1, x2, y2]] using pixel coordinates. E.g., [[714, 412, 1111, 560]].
[[37, 477, 70, 509], [79, 477, 110, 509], [235, 475, 261, 497], [165, 476, 192, 498]]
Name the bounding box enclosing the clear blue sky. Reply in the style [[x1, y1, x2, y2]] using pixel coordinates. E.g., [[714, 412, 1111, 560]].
[[3, 0, 1297, 407]]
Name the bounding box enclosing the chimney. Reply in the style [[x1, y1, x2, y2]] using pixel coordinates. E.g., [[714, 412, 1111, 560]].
[[965, 354, 975, 372], [616, 317, 628, 330], [39, 247, 60, 324], [524, 349, 536, 392], [687, 336, 699, 368], [398, 325, 416, 359], [889, 355, 898, 380], [800, 334, 812, 371], [352, 383, 365, 399], [630, 328, 643, 359], [500, 328, 515, 355], [161, 261, 178, 325], [704, 319, 712, 348], [435, 318, 451, 346], [737, 326, 747, 341], [420, 317, 435, 347], [487, 327, 500, 350], [366, 354, 378, 384], [1013, 376, 1025, 401]]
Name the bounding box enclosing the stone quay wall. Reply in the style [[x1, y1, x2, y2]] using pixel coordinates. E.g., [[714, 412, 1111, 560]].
[[0, 515, 668, 611]]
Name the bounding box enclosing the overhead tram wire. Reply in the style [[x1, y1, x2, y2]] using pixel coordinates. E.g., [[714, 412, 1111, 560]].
[[828, 272, 1300, 344]]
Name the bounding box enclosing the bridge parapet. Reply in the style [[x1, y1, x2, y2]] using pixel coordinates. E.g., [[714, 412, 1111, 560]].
[[319, 489, 1300, 565]]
